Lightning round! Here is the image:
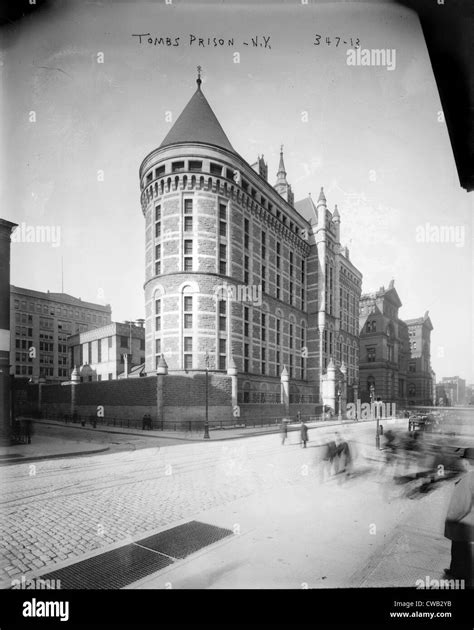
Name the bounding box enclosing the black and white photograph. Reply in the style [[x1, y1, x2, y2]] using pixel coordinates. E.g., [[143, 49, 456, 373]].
[[0, 0, 473, 625]]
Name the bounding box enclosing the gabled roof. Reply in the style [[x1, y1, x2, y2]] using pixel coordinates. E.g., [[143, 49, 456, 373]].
[[159, 84, 235, 153]]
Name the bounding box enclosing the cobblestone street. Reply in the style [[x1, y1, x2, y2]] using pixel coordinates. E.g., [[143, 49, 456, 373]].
[[0, 422, 455, 588]]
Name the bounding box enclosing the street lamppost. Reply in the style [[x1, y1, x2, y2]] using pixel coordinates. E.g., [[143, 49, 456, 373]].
[[370, 383, 380, 449], [203, 351, 210, 439]]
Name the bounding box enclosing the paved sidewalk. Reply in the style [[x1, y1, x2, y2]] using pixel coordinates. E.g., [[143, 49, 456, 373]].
[[24, 414, 403, 442], [0, 416, 405, 464], [0, 435, 109, 464]]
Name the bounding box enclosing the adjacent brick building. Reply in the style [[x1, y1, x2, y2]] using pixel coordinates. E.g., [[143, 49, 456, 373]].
[[139, 73, 362, 412], [359, 281, 434, 406], [10, 286, 111, 382]]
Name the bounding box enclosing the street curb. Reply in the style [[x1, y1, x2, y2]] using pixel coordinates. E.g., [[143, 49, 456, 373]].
[[0, 446, 110, 465], [31, 416, 397, 443]]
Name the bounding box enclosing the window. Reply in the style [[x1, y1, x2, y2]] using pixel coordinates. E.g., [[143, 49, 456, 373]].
[[172, 161, 185, 173], [371, 320, 376, 332], [155, 165, 165, 178], [408, 383, 416, 396], [184, 199, 193, 232], [388, 345, 394, 362], [219, 243, 227, 275], [218, 338, 226, 370], [261, 313, 266, 341], [244, 218, 250, 249], [156, 339, 161, 355], [155, 243, 161, 276], [155, 205, 161, 221], [184, 296, 192, 328], [367, 347, 376, 363], [276, 274, 281, 300], [244, 307, 249, 337], [289, 324, 293, 349], [261, 347, 266, 375], [366, 321, 371, 333], [276, 242, 281, 269], [244, 343, 249, 373], [219, 204, 227, 237], [244, 255, 249, 284], [262, 265, 266, 293], [261, 231, 266, 259], [289, 281, 293, 305], [155, 299, 161, 331], [120, 336, 129, 349], [276, 319, 281, 346], [184, 239, 193, 271], [155, 222, 161, 238], [276, 350, 281, 375], [210, 162, 222, 176], [219, 300, 226, 332], [409, 362, 416, 373], [189, 160, 202, 171], [183, 337, 192, 370]]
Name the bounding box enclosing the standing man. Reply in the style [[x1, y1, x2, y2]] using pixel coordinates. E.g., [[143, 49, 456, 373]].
[[444, 448, 474, 587], [280, 419, 288, 445], [300, 419, 309, 448]]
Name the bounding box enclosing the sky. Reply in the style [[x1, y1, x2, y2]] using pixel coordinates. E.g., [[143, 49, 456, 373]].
[[1, 0, 472, 382]]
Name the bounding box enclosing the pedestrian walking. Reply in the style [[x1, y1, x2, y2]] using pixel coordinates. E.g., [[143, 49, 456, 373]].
[[300, 420, 309, 448], [444, 448, 474, 587], [280, 419, 288, 445]]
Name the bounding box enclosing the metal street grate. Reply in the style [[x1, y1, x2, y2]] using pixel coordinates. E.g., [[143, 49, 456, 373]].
[[40, 543, 173, 589], [137, 520, 233, 559]]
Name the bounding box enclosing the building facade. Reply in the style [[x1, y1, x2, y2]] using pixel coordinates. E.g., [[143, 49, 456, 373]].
[[359, 284, 434, 406], [437, 375, 467, 406], [10, 286, 112, 382], [406, 314, 434, 405], [358, 282, 408, 405], [1, 219, 17, 444], [139, 74, 362, 411], [68, 321, 145, 381]]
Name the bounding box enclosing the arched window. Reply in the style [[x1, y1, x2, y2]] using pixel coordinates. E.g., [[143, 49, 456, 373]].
[[366, 321, 371, 333], [371, 320, 377, 332], [408, 383, 416, 397]]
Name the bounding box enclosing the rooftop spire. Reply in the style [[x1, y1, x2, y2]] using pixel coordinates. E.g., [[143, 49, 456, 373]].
[[159, 71, 235, 153], [196, 65, 202, 90], [317, 187, 327, 205]]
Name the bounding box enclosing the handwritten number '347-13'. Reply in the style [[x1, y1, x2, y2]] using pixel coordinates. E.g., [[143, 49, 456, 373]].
[[314, 35, 360, 47]]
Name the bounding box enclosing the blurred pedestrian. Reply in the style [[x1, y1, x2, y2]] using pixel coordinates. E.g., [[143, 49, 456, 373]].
[[280, 419, 288, 445], [444, 448, 474, 587], [300, 420, 308, 448]]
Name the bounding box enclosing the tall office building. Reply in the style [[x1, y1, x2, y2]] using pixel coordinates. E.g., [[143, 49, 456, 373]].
[[10, 286, 112, 382]]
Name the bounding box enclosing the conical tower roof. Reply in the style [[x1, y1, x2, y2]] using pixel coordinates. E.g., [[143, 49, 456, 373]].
[[159, 77, 235, 153]]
